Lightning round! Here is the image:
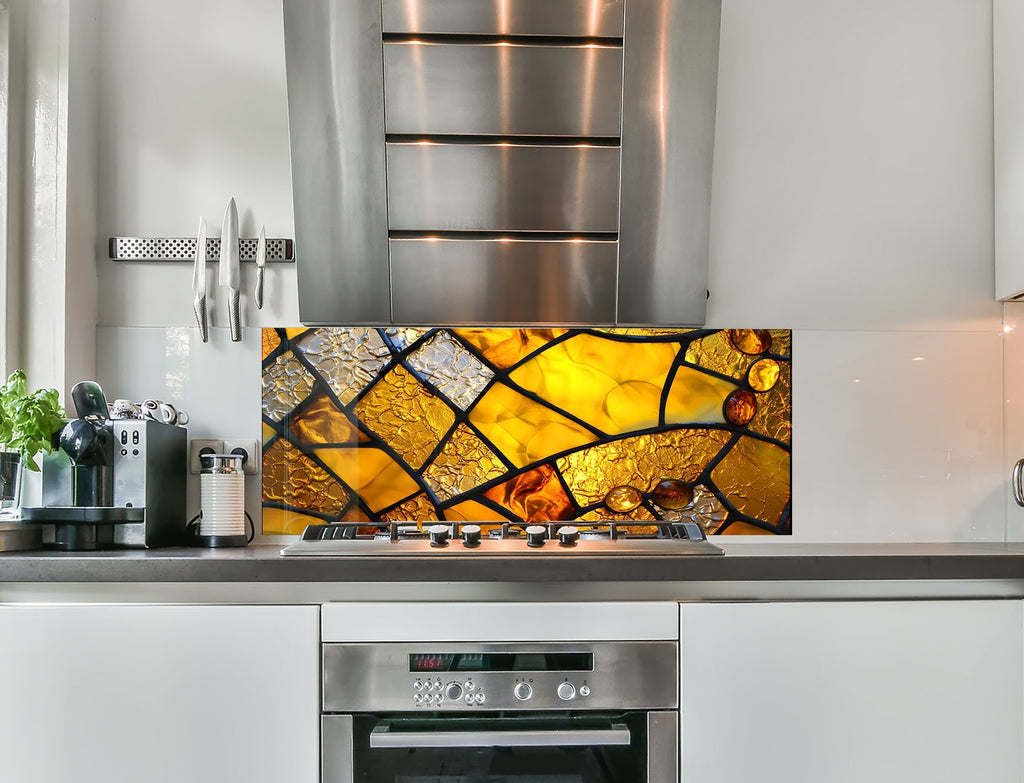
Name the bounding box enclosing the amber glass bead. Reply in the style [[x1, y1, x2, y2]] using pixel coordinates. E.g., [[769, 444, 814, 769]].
[[748, 358, 781, 392], [728, 329, 772, 355], [650, 479, 694, 510], [605, 485, 644, 513], [724, 389, 757, 425]]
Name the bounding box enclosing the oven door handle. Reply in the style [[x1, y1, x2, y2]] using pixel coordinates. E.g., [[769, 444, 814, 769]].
[[369, 723, 631, 749]]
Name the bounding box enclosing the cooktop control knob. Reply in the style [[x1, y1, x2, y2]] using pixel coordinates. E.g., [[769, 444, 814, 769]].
[[462, 524, 482, 548], [513, 682, 533, 701], [557, 526, 579, 547], [445, 682, 463, 701], [525, 524, 547, 548], [427, 524, 450, 547], [557, 682, 576, 701]]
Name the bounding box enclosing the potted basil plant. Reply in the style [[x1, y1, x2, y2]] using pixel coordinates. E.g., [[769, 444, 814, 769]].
[[0, 370, 65, 513]]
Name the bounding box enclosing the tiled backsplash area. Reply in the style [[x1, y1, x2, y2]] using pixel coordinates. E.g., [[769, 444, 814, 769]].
[[96, 325, 1006, 543], [261, 328, 792, 535]]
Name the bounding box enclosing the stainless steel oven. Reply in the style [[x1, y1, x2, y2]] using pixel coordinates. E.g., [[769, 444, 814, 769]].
[[321, 641, 678, 783]]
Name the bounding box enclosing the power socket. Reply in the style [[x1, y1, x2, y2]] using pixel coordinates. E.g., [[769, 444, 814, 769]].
[[189, 439, 224, 474], [223, 438, 261, 475]]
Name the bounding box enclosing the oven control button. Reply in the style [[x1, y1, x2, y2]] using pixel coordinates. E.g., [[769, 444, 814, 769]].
[[465, 693, 474, 705], [413, 680, 423, 691], [579, 685, 591, 697], [414, 694, 423, 705], [427, 524, 450, 547], [474, 692, 486, 705], [525, 524, 547, 547], [557, 682, 576, 701], [445, 682, 464, 701], [513, 682, 533, 701], [465, 680, 475, 691], [434, 693, 443, 704]]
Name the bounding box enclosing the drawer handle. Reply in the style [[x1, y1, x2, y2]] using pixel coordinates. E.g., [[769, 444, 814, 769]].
[[1014, 458, 1024, 507], [369, 723, 630, 749]]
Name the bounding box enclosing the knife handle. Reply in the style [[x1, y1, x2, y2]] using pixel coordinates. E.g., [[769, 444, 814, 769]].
[[228, 289, 241, 342], [255, 267, 265, 310], [193, 296, 209, 343]]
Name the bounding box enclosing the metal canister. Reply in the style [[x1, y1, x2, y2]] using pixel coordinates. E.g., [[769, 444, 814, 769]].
[[198, 453, 247, 546]]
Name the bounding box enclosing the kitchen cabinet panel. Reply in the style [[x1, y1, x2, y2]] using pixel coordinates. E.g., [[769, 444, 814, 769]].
[[0, 604, 319, 783], [679, 601, 1023, 783], [996, 0, 1024, 300]]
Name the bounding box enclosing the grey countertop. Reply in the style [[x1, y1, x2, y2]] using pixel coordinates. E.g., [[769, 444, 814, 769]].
[[2, 541, 1024, 584]]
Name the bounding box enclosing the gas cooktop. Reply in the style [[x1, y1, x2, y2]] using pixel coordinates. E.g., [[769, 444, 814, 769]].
[[280, 521, 724, 556]]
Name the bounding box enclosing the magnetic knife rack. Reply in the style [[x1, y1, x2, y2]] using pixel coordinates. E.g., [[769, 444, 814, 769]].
[[108, 237, 295, 263]]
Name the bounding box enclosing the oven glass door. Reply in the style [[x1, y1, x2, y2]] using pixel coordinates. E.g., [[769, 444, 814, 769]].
[[325, 712, 671, 783]]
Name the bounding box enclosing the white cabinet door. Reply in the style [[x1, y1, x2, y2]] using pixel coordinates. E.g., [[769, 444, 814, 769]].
[[996, 0, 1024, 299], [0, 604, 319, 783], [680, 601, 1023, 783]]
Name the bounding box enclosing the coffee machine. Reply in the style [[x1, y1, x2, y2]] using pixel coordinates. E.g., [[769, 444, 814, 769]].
[[22, 381, 187, 550]]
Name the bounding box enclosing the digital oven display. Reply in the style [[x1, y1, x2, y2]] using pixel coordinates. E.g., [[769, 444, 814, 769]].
[[409, 652, 594, 673]]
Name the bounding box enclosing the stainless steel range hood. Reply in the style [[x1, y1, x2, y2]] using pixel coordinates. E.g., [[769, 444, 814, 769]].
[[283, 0, 721, 326]]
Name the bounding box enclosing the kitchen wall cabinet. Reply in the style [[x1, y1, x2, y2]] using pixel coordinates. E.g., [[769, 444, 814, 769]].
[[0, 604, 319, 783], [996, 0, 1024, 300], [679, 601, 1023, 783]]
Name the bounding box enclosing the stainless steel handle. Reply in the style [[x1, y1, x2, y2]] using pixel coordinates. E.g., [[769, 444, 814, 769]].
[[254, 266, 265, 310], [369, 723, 631, 749], [1013, 459, 1024, 507], [192, 295, 208, 342], [228, 289, 241, 342]]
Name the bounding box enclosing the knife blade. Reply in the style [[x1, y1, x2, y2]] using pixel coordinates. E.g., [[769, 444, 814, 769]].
[[192, 217, 209, 342], [219, 197, 241, 341], [254, 224, 266, 310]]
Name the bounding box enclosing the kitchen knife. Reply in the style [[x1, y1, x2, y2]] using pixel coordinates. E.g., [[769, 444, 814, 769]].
[[254, 224, 266, 310], [219, 197, 241, 342], [192, 217, 209, 342]]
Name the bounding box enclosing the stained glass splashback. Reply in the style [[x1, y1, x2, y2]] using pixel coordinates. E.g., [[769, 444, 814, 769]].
[[262, 328, 792, 535]]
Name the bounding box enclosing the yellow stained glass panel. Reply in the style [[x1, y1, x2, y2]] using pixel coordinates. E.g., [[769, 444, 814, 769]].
[[558, 428, 733, 507], [261, 327, 792, 535], [711, 436, 790, 525], [665, 367, 737, 425], [262, 507, 324, 535], [748, 361, 792, 444], [262, 330, 281, 359], [593, 328, 693, 337], [422, 423, 506, 502], [262, 439, 350, 515], [262, 422, 276, 445], [769, 329, 791, 355], [455, 328, 567, 369], [510, 333, 679, 435], [381, 494, 439, 524], [469, 382, 596, 468], [314, 447, 420, 513], [356, 364, 456, 469], [445, 499, 510, 524], [483, 465, 574, 523], [577, 507, 657, 522], [684, 332, 754, 379], [290, 393, 368, 445]]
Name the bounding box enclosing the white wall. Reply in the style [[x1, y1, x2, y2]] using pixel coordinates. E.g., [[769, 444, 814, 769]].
[[91, 0, 1005, 542]]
